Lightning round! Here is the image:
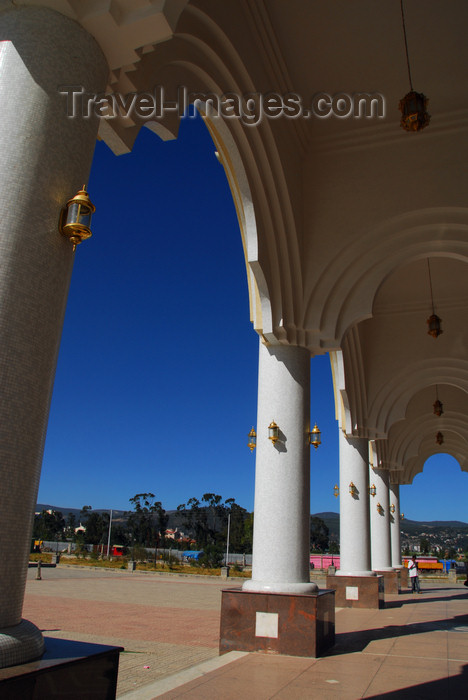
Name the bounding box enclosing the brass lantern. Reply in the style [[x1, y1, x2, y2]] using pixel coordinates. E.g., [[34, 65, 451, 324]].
[[390, 503, 396, 513], [333, 484, 340, 498], [247, 427, 257, 452], [427, 313, 443, 339], [349, 481, 357, 497], [309, 423, 321, 449], [399, 91, 430, 132], [398, 1, 430, 132], [268, 421, 279, 445], [436, 431, 444, 445], [60, 185, 95, 249], [433, 398, 443, 417], [368, 483, 377, 497]]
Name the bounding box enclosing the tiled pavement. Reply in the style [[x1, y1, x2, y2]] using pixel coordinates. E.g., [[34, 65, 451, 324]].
[[24, 567, 468, 698]]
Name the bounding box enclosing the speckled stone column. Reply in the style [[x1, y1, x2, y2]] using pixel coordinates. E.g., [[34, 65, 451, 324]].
[[370, 466, 393, 571], [0, 5, 107, 667], [390, 482, 402, 568], [243, 341, 317, 594], [336, 432, 373, 576]]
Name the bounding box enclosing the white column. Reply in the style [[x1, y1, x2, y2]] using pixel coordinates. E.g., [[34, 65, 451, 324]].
[[336, 431, 373, 576], [243, 341, 317, 593], [370, 467, 393, 571], [0, 6, 107, 667], [390, 482, 402, 568]]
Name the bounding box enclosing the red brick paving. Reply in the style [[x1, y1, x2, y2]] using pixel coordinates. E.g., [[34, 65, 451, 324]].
[[23, 595, 220, 647]]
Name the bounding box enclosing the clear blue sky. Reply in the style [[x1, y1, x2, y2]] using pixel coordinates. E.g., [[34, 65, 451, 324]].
[[38, 113, 467, 522]]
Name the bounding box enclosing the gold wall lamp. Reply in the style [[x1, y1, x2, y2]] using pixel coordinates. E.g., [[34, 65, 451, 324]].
[[349, 482, 357, 497], [368, 484, 377, 497], [390, 503, 396, 513], [268, 421, 279, 445], [377, 502, 384, 514], [309, 423, 321, 449], [247, 427, 257, 452], [60, 185, 95, 250], [333, 484, 340, 498]]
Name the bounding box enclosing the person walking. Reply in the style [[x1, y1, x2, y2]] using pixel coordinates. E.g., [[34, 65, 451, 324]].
[[408, 555, 421, 593]]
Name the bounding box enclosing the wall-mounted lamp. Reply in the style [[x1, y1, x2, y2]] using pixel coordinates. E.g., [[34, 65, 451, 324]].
[[390, 503, 396, 513], [368, 484, 377, 497], [333, 484, 340, 498], [309, 423, 321, 449], [59, 185, 95, 250], [349, 482, 357, 497], [247, 427, 256, 452], [401, 513, 405, 520], [268, 421, 279, 445], [376, 502, 384, 514]]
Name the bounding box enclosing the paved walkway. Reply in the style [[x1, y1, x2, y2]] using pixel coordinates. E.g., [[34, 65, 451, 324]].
[[24, 567, 468, 698]]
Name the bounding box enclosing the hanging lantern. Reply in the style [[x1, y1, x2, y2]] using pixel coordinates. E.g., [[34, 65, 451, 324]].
[[436, 431, 444, 445], [399, 91, 430, 132], [427, 313, 443, 338], [398, 1, 430, 132], [247, 427, 257, 452], [433, 399, 443, 417]]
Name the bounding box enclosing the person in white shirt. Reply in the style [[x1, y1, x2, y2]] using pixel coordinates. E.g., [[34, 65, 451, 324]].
[[408, 555, 421, 593]]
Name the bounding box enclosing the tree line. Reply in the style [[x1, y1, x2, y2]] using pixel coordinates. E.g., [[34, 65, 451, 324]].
[[33, 495, 337, 558], [32, 492, 254, 558]]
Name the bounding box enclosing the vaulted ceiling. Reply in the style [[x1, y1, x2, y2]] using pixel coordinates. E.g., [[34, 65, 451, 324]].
[[21, 0, 468, 482]]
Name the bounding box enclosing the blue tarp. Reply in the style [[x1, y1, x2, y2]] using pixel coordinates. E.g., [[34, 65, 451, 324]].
[[183, 550, 204, 560]]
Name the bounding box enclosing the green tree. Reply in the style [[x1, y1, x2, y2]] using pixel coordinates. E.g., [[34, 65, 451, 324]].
[[83, 511, 108, 545], [177, 494, 250, 551], [420, 538, 430, 554], [33, 510, 65, 541], [63, 512, 77, 540], [127, 493, 166, 548], [309, 516, 329, 552]]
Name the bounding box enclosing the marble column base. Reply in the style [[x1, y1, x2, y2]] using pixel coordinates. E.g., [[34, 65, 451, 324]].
[[326, 575, 384, 608], [0, 620, 44, 669], [0, 637, 122, 699], [220, 588, 335, 657], [374, 569, 400, 595]]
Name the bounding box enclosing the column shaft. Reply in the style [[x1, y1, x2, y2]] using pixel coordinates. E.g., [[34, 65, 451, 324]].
[[243, 341, 317, 593], [390, 482, 402, 568], [337, 431, 372, 576], [0, 6, 107, 665], [370, 467, 393, 571]]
